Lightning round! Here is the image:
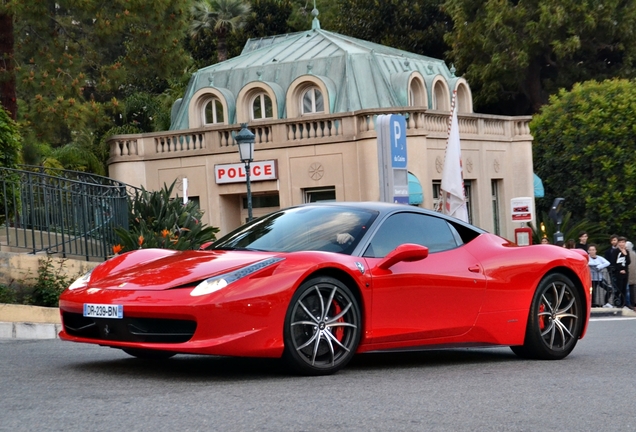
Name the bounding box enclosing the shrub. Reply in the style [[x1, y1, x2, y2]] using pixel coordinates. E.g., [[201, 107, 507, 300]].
[[114, 180, 219, 253], [29, 256, 72, 307], [0, 284, 17, 304]]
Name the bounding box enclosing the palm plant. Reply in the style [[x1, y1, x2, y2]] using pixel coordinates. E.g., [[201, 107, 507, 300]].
[[114, 181, 219, 254], [190, 0, 251, 62], [44, 130, 106, 175], [529, 211, 606, 251]]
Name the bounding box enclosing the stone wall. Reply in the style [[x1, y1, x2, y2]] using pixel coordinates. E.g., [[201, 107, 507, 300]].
[[0, 251, 99, 286]]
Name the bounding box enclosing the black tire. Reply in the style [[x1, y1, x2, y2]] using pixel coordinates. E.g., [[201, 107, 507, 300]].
[[511, 273, 583, 360], [122, 348, 177, 359], [283, 276, 361, 375]]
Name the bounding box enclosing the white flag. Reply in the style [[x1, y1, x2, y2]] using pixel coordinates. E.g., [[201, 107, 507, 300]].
[[440, 92, 469, 222]]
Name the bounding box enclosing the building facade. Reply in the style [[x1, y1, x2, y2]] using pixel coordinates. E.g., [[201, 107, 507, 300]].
[[107, 25, 535, 240]]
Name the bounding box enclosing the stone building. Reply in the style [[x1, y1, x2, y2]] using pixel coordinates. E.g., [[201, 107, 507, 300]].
[[107, 18, 535, 240]]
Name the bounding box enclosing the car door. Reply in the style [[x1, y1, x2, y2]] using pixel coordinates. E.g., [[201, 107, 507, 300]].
[[363, 212, 487, 344]]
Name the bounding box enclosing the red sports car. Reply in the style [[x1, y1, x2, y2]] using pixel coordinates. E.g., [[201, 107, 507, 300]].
[[59, 202, 591, 375]]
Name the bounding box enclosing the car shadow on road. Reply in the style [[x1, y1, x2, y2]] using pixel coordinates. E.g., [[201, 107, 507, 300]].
[[349, 347, 518, 371], [71, 352, 289, 381], [68, 346, 519, 381]]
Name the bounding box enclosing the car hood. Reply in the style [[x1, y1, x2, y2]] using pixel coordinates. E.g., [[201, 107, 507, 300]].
[[88, 250, 279, 291]]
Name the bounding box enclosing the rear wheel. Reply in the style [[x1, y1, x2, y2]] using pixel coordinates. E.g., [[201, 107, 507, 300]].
[[122, 348, 176, 359], [283, 276, 361, 375], [511, 273, 583, 360]]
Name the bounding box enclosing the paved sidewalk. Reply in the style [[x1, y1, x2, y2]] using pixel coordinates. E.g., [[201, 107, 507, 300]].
[[1, 304, 634, 340]]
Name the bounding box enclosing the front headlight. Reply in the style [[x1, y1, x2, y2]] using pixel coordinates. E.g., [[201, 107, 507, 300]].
[[68, 270, 93, 290], [190, 257, 284, 297]]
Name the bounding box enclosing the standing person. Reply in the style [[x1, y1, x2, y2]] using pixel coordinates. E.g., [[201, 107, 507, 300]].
[[588, 244, 611, 307], [608, 236, 630, 308], [627, 241, 636, 309], [576, 231, 589, 251], [563, 239, 576, 249], [605, 234, 619, 261]]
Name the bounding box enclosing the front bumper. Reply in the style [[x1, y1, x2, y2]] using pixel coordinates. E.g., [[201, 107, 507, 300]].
[[58, 285, 289, 358]]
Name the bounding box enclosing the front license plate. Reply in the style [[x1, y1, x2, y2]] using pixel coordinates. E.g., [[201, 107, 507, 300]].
[[83, 303, 123, 319]]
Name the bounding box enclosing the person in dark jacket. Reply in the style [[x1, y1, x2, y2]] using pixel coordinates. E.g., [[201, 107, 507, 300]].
[[576, 231, 589, 252], [605, 234, 618, 261], [608, 236, 631, 308]]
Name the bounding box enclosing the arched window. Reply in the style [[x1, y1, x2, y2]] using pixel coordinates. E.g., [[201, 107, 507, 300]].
[[302, 87, 324, 114], [455, 82, 473, 113], [251, 93, 273, 120], [408, 78, 426, 107], [432, 80, 450, 111], [203, 98, 224, 125]]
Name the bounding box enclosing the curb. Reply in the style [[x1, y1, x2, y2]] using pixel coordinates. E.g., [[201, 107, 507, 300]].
[[0, 304, 62, 340], [0, 322, 62, 339], [590, 307, 636, 318]]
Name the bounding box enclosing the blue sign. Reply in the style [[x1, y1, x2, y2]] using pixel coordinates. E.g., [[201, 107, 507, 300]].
[[389, 115, 407, 169]]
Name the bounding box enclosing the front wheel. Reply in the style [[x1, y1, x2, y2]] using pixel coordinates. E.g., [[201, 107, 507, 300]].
[[511, 273, 583, 360], [283, 276, 361, 375]]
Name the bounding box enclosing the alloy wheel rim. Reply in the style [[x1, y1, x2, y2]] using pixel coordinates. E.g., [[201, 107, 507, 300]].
[[290, 284, 358, 368], [537, 281, 579, 350]]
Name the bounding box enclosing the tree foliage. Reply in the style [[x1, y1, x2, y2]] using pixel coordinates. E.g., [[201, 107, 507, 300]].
[[287, 0, 339, 31], [0, 104, 21, 168], [531, 79, 636, 237], [243, 0, 295, 37], [10, 0, 191, 148], [190, 0, 251, 62], [444, 0, 636, 115], [332, 0, 450, 61], [0, 104, 21, 222], [225, 0, 297, 60], [115, 181, 219, 253], [0, 5, 17, 119]]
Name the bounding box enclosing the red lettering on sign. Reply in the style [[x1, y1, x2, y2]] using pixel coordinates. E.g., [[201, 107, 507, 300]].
[[228, 168, 236, 178], [217, 168, 225, 179], [264, 165, 272, 175], [253, 166, 261, 176]]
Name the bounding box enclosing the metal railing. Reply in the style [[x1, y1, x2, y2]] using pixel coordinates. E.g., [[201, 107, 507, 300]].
[[0, 166, 132, 261]]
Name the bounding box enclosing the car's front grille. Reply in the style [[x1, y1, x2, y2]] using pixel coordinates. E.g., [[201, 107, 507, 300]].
[[62, 312, 196, 343]]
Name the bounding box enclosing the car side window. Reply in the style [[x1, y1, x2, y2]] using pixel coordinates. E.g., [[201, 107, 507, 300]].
[[363, 213, 460, 258]]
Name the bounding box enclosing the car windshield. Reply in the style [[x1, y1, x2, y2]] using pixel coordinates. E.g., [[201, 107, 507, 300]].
[[211, 206, 378, 254]]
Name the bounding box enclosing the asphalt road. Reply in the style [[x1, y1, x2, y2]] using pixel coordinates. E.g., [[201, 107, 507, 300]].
[[2, 317, 635, 432]]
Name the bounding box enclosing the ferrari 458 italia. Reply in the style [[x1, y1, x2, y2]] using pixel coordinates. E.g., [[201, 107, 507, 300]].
[[59, 202, 591, 375]]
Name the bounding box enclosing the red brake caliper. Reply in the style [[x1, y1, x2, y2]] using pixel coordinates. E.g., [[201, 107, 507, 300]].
[[539, 303, 546, 330], [331, 302, 344, 342]]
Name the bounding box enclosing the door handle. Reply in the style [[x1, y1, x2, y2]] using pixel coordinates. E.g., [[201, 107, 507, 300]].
[[468, 265, 481, 273]]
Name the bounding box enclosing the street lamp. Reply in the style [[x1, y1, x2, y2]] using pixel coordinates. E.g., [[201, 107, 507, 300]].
[[235, 123, 255, 222]]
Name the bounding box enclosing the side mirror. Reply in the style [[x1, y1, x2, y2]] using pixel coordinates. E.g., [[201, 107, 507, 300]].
[[377, 243, 429, 270]]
